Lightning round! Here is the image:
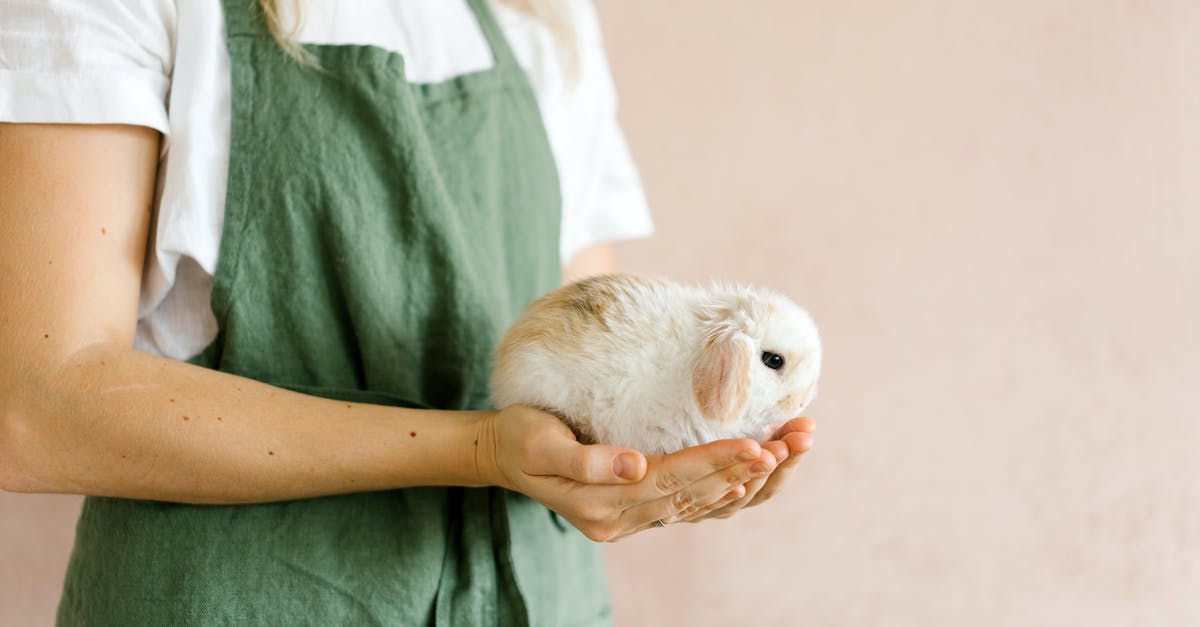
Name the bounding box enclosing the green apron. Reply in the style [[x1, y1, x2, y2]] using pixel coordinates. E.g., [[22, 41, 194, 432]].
[[56, 1, 610, 624]]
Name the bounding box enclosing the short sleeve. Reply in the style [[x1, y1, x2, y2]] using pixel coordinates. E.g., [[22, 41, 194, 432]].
[[559, 112, 654, 263], [495, 0, 654, 265], [0, 0, 176, 132]]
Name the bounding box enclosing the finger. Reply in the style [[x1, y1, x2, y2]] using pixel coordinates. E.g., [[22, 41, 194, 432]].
[[618, 452, 776, 529], [705, 437, 814, 517], [745, 437, 813, 507], [526, 433, 648, 485], [624, 459, 767, 530], [781, 430, 814, 455], [619, 482, 745, 536], [682, 450, 776, 522], [763, 440, 790, 464], [734, 473, 772, 512], [627, 438, 762, 504], [685, 441, 786, 521], [772, 417, 815, 439], [689, 484, 747, 522], [680, 481, 749, 523]]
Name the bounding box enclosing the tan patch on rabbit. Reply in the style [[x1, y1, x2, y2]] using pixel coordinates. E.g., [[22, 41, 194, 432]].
[[498, 275, 643, 353], [561, 278, 618, 329], [562, 274, 657, 327], [550, 274, 648, 330]]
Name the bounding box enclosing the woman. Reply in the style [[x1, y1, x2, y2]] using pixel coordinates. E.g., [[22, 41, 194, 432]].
[[0, 1, 816, 624]]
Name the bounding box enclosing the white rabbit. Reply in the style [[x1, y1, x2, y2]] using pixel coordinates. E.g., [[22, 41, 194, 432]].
[[490, 273, 821, 455]]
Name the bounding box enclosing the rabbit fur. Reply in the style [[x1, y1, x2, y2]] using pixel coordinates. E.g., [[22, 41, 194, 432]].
[[490, 273, 821, 455]]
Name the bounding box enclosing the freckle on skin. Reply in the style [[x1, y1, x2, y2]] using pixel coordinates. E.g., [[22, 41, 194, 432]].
[[473, 440, 478, 446], [101, 227, 107, 235], [43, 334, 49, 339], [217, 416, 223, 421], [183, 416, 190, 421], [268, 451, 274, 456], [346, 404, 352, 409], [410, 431, 416, 437]]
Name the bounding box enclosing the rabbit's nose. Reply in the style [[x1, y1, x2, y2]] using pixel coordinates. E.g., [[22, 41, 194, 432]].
[[780, 392, 807, 413], [781, 381, 818, 413]]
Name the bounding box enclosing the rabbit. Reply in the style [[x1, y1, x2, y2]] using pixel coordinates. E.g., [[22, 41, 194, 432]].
[[490, 273, 821, 455]]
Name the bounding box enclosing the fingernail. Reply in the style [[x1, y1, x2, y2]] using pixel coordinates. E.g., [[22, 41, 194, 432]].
[[613, 453, 640, 480], [737, 449, 758, 462]]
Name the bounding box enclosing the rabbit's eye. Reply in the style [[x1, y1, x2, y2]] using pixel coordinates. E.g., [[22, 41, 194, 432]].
[[761, 352, 785, 370]]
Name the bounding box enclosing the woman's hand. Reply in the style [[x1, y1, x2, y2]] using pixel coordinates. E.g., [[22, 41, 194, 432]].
[[680, 417, 816, 523], [474, 405, 785, 542]]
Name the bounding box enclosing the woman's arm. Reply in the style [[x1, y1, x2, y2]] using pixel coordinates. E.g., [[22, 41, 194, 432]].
[[0, 124, 780, 541], [0, 123, 492, 502]]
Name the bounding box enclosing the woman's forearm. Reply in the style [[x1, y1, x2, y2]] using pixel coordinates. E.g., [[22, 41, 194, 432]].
[[0, 124, 487, 504], [0, 341, 489, 503]]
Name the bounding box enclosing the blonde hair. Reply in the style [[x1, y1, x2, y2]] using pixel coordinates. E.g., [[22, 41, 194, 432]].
[[256, 0, 578, 77]]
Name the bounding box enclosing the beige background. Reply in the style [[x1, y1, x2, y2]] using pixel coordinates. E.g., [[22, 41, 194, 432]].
[[3, 1, 1199, 625]]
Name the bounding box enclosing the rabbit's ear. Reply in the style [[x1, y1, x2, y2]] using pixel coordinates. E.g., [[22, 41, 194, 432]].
[[692, 322, 753, 427]]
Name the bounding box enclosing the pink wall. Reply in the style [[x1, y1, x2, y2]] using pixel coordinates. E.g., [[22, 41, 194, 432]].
[[4, 1, 1199, 625], [0, 494, 79, 624], [598, 1, 1200, 625]]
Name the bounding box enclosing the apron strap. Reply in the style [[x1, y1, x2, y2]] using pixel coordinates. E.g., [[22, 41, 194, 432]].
[[466, 0, 523, 72], [221, 0, 273, 40]]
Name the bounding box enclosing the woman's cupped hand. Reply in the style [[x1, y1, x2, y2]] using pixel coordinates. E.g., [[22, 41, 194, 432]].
[[474, 405, 815, 542]]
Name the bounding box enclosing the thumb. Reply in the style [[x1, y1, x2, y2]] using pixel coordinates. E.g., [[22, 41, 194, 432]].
[[538, 438, 647, 485]]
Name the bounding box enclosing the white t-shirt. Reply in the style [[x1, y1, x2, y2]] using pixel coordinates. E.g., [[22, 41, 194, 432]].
[[0, 0, 653, 360]]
